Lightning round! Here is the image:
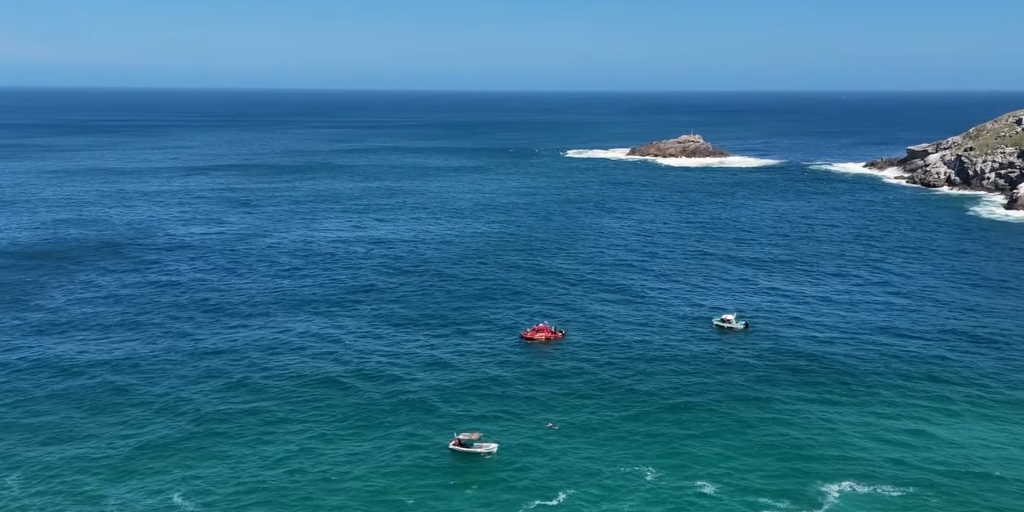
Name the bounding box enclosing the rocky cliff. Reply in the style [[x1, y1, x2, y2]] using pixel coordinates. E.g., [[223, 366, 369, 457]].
[[865, 109, 1024, 210], [627, 134, 731, 158]]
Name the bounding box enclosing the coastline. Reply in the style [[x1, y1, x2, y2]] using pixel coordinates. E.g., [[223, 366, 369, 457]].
[[815, 162, 1024, 222]]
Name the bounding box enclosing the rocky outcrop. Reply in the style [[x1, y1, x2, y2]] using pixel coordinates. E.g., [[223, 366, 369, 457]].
[[627, 134, 731, 158], [865, 109, 1024, 210], [865, 157, 903, 169], [1008, 183, 1024, 211]]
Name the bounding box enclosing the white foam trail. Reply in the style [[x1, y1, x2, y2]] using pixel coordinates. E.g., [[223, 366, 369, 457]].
[[757, 497, 791, 511], [693, 481, 719, 495], [520, 490, 574, 510], [811, 482, 913, 512], [172, 493, 196, 511], [564, 148, 782, 168]]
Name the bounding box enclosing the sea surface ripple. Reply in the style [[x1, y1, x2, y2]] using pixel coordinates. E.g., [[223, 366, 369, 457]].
[[1, 90, 1023, 511]]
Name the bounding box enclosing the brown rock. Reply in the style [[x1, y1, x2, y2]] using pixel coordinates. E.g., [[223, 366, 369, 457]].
[[626, 134, 731, 158]]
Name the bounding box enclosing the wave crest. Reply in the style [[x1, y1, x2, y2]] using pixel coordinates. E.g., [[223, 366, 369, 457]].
[[172, 493, 196, 511], [968, 194, 1024, 223], [814, 481, 913, 512], [521, 490, 574, 510], [564, 148, 781, 168], [618, 466, 659, 481], [812, 162, 1024, 223], [810, 162, 915, 185], [693, 481, 719, 495], [758, 497, 791, 510]]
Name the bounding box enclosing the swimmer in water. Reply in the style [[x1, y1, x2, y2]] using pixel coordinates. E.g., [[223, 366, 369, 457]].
[[545, 423, 559, 429]]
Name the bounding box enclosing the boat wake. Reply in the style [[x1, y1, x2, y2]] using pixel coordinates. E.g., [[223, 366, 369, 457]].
[[564, 148, 782, 168], [812, 162, 1024, 223], [520, 490, 575, 510]]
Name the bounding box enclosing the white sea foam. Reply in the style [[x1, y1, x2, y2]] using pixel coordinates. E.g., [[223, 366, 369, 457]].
[[810, 481, 913, 512], [520, 490, 575, 510], [619, 466, 659, 481], [564, 148, 782, 168], [171, 493, 196, 511], [693, 481, 719, 495], [758, 497, 791, 509], [933, 188, 992, 196], [814, 162, 1024, 222], [934, 187, 1024, 222], [810, 162, 916, 186], [969, 194, 1024, 223]]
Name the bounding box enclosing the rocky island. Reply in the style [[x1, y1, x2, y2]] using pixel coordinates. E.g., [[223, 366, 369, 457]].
[[865, 109, 1024, 210], [627, 134, 731, 158]]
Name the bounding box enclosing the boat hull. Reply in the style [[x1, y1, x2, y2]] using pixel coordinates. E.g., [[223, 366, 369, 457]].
[[449, 441, 499, 454], [519, 331, 565, 342], [712, 320, 749, 330]]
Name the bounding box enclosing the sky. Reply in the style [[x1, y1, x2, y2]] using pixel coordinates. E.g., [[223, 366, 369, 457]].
[[1, 0, 1022, 90]]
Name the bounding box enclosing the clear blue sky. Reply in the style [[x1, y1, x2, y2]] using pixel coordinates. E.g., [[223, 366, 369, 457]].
[[1, 0, 1022, 90]]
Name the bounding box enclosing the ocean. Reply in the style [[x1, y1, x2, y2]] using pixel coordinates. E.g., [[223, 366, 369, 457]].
[[1, 90, 1023, 512]]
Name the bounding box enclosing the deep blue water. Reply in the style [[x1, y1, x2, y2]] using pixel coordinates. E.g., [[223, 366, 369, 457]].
[[1, 90, 1023, 512]]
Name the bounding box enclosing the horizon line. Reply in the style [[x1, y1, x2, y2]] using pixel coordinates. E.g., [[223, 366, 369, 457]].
[[1, 85, 1024, 94]]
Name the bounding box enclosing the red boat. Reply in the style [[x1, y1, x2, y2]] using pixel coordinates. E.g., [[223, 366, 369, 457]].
[[519, 322, 566, 343]]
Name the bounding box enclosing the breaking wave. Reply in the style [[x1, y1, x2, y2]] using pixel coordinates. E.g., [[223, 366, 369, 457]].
[[967, 193, 1024, 223], [754, 481, 911, 512], [564, 148, 782, 168], [812, 162, 1024, 223], [521, 490, 575, 510], [758, 497, 791, 510], [171, 493, 196, 511], [811, 481, 913, 512], [810, 162, 916, 186], [693, 481, 719, 495], [619, 466, 659, 481]]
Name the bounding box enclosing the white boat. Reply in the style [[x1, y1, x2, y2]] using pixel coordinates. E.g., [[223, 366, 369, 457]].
[[449, 432, 499, 454], [712, 313, 749, 330]]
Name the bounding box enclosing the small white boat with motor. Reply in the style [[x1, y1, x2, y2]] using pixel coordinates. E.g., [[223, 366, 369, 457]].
[[448, 432, 499, 454], [712, 313, 749, 330]]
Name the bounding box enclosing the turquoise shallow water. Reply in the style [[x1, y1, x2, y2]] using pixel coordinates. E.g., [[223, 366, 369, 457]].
[[1, 90, 1024, 512]]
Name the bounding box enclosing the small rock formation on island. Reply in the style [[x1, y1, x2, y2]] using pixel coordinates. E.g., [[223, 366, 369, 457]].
[[865, 109, 1024, 210], [627, 134, 731, 158]]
